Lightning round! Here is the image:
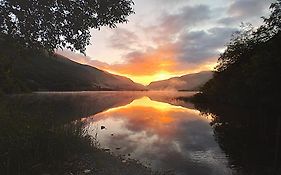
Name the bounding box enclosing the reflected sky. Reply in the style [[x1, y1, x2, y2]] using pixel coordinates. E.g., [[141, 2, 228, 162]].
[[84, 96, 233, 175]]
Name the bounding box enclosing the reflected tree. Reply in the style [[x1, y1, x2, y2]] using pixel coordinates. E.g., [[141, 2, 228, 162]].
[[196, 103, 281, 175]]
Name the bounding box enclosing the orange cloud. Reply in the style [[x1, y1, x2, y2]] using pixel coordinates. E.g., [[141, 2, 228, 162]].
[[108, 45, 178, 76], [102, 55, 217, 85], [56, 48, 216, 85]]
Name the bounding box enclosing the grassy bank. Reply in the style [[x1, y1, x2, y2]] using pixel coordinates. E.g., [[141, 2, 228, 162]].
[[0, 97, 167, 175]]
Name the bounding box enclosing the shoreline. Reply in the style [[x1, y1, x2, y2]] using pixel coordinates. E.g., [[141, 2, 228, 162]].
[[0, 96, 171, 175], [53, 148, 169, 175]]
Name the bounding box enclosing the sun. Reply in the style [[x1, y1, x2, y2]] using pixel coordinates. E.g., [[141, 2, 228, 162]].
[[103, 61, 217, 86], [154, 72, 173, 81], [127, 71, 180, 85]]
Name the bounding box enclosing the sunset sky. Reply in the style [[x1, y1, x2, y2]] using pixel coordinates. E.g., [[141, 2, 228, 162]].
[[58, 0, 273, 85]]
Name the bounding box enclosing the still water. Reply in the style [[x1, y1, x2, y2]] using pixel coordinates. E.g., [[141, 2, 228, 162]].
[[84, 95, 231, 175], [7, 91, 281, 175]]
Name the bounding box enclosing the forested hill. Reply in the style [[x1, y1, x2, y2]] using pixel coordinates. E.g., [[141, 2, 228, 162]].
[[195, 31, 281, 107], [148, 71, 213, 91], [0, 51, 145, 93]]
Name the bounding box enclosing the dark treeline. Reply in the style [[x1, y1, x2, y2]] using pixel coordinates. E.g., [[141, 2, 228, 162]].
[[194, 1, 281, 108]]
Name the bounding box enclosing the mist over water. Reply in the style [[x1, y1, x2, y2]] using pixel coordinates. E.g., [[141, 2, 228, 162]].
[[6, 91, 281, 175]]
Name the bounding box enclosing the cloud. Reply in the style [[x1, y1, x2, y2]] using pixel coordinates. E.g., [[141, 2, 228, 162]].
[[161, 5, 211, 30], [108, 28, 140, 50], [94, 28, 234, 77], [221, 0, 274, 26], [99, 4, 217, 76], [146, 4, 212, 44], [228, 0, 272, 17], [106, 45, 179, 76], [58, 3, 235, 80], [217, 16, 241, 25], [107, 26, 237, 76], [177, 27, 238, 63], [217, 1, 273, 29]]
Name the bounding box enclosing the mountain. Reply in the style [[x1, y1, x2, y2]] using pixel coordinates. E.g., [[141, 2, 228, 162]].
[[147, 71, 213, 91], [9, 53, 145, 92]]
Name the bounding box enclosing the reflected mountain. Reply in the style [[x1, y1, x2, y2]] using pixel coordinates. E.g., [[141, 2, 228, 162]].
[[6, 92, 143, 124], [6, 91, 195, 124]]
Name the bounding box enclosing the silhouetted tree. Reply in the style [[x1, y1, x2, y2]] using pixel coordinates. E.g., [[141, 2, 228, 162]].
[[216, 23, 255, 72], [262, 0, 281, 37], [0, 0, 134, 53], [194, 0, 281, 107], [216, 0, 281, 72]]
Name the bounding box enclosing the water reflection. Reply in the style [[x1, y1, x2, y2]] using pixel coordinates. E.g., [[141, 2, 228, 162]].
[[84, 97, 232, 175], [6, 91, 279, 175], [195, 103, 281, 175]]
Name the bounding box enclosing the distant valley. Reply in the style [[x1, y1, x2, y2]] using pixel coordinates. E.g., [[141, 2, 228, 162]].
[[147, 71, 213, 91]]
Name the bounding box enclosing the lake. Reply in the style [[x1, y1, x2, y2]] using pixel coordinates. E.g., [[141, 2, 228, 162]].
[[4, 91, 281, 175]]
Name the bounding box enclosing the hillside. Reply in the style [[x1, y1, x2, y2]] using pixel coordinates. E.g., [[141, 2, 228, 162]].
[[1, 52, 145, 92], [147, 71, 213, 91]]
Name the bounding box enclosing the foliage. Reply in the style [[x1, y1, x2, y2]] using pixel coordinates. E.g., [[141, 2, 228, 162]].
[[0, 0, 134, 53], [0, 97, 96, 174], [196, 1, 281, 107], [217, 0, 281, 72], [0, 38, 32, 93], [216, 23, 256, 72], [262, 0, 281, 37]]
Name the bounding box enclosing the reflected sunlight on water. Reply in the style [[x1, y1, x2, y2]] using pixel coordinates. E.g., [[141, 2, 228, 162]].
[[84, 96, 231, 175]]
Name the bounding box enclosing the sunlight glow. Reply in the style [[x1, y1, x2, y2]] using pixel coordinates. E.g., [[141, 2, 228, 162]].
[[104, 62, 217, 85], [101, 96, 200, 116], [130, 71, 180, 85], [85, 96, 211, 136]]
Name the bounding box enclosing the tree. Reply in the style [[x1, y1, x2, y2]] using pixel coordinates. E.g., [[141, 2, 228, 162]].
[[0, 0, 134, 53], [195, 0, 281, 107], [262, 0, 281, 37], [216, 23, 255, 72], [216, 0, 281, 72]]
